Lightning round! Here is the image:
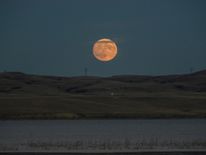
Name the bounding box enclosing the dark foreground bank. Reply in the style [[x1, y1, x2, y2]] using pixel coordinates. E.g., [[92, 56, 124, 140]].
[[1, 152, 206, 155]]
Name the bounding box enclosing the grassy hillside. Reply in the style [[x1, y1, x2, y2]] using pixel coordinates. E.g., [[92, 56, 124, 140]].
[[0, 70, 206, 119]]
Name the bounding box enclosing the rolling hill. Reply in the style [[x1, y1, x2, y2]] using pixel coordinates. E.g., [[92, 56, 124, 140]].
[[0, 70, 206, 119]]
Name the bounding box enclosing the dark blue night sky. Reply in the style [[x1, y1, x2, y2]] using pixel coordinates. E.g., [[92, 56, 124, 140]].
[[1, 0, 206, 76]]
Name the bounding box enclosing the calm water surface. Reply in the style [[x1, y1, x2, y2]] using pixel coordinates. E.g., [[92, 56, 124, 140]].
[[0, 119, 206, 151]]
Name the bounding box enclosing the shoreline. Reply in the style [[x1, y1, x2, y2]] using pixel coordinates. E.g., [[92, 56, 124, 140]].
[[1, 151, 206, 155], [1, 116, 206, 121]]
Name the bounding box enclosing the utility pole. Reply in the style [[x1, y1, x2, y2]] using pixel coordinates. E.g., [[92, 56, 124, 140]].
[[84, 67, 88, 76], [190, 67, 193, 74]]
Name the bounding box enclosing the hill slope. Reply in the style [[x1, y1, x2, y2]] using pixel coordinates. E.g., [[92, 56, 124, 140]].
[[0, 70, 206, 119]]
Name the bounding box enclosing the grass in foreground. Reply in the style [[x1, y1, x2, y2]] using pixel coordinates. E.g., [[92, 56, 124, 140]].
[[0, 91, 206, 119]]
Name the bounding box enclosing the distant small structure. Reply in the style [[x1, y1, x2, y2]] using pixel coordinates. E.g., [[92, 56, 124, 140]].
[[84, 67, 88, 76], [190, 67, 194, 73]]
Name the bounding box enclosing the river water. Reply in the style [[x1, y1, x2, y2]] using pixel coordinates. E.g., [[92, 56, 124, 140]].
[[0, 119, 206, 152]]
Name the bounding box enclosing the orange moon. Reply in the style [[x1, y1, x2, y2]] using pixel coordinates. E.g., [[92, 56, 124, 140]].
[[93, 38, 118, 62]]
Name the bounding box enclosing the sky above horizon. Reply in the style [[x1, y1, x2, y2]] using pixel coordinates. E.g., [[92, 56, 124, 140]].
[[0, 0, 206, 76]]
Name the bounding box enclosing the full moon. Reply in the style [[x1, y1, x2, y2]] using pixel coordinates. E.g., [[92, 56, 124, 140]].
[[93, 38, 118, 62]]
